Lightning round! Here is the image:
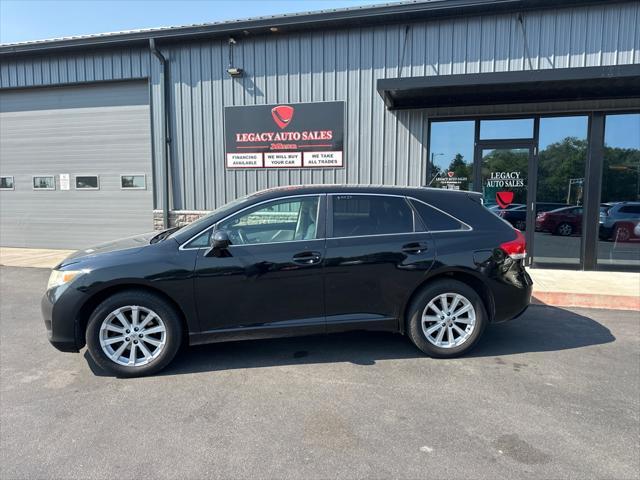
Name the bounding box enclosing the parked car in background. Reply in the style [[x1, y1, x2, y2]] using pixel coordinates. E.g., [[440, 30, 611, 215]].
[[599, 202, 640, 242], [42, 185, 532, 377], [535, 206, 583, 236], [498, 202, 568, 230]]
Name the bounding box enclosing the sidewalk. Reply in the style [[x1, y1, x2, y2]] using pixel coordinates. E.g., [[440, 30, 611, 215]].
[[1, 247, 638, 311], [528, 268, 640, 311]]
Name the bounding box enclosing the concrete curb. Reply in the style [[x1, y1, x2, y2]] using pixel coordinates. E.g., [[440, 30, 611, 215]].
[[533, 292, 640, 311]]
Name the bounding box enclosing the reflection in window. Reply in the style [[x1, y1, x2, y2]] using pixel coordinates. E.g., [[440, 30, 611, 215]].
[[218, 196, 320, 245], [409, 199, 466, 231], [121, 175, 146, 189], [33, 176, 55, 190], [480, 118, 534, 139], [428, 121, 474, 191], [332, 195, 414, 237], [0, 176, 14, 190], [534, 116, 588, 265], [75, 175, 99, 189], [598, 113, 640, 268]]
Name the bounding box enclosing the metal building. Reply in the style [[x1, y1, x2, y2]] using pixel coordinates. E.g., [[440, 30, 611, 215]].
[[0, 0, 639, 271]]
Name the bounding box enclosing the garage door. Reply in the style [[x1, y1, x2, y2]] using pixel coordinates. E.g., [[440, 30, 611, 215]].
[[0, 81, 153, 249]]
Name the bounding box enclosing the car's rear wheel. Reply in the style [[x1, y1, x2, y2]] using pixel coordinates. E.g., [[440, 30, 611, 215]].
[[406, 280, 487, 358], [86, 290, 182, 377], [555, 222, 573, 236]]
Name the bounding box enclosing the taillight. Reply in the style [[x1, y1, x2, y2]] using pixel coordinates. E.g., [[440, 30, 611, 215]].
[[500, 229, 526, 260]]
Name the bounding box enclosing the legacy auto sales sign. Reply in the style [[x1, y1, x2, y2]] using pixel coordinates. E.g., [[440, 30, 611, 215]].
[[224, 101, 344, 168]]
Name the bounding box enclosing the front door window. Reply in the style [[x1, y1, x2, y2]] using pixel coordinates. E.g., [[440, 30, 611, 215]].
[[480, 148, 530, 210], [218, 196, 320, 245]]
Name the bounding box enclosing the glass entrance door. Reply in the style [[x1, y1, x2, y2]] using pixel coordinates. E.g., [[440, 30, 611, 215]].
[[479, 146, 534, 262]]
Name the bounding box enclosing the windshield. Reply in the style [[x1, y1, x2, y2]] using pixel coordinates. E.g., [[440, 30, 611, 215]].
[[167, 193, 253, 240]]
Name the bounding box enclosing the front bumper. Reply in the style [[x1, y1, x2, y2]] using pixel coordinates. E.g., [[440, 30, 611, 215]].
[[41, 286, 87, 353]]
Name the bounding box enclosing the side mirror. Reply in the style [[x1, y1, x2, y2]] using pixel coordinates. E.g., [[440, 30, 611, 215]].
[[205, 230, 230, 257], [211, 230, 230, 249]]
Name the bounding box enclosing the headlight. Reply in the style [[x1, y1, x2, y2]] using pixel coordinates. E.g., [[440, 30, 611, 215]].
[[47, 269, 86, 290]]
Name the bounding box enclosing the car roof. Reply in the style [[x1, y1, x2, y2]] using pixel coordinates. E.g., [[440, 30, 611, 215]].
[[251, 184, 481, 199]]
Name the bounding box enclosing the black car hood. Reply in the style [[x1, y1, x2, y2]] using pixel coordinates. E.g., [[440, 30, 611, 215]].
[[58, 231, 159, 267]]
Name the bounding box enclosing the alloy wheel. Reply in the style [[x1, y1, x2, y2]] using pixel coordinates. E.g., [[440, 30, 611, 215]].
[[558, 223, 572, 236], [99, 305, 167, 367], [615, 226, 630, 241], [421, 293, 476, 348]]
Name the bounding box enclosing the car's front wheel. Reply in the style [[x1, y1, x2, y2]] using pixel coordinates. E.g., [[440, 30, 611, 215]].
[[406, 280, 487, 358], [86, 290, 183, 377]]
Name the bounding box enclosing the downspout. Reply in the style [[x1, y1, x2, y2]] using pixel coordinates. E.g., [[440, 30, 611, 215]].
[[149, 38, 171, 229]]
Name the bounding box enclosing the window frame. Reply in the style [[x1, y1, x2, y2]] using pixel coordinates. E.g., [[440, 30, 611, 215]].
[[120, 174, 147, 190], [74, 174, 100, 190], [32, 175, 56, 190], [0, 176, 15, 190], [180, 194, 325, 250]]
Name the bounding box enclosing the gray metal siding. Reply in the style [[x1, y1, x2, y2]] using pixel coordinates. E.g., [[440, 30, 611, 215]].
[[0, 82, 153, 249], [1, 1, 638, 212]]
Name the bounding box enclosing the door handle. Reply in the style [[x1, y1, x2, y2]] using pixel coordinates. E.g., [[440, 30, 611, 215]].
[[402, 242, 429, 254], [292, 251, 322, 265]]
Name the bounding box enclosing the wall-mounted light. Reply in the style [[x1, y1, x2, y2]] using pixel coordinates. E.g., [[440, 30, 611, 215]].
[[226, 67, 244, 77], [226, 37, 244, 78]]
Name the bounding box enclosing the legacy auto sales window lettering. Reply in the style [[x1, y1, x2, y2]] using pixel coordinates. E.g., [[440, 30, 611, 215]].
[[485, 171, 525, 188], [225, 101, 344, 169]]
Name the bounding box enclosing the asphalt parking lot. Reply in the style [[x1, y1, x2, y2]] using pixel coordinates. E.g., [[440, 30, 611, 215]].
[[1, 266, 638, 479]]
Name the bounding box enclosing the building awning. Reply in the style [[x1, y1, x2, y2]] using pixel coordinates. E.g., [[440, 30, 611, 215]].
[[377, 65, 640, 110]]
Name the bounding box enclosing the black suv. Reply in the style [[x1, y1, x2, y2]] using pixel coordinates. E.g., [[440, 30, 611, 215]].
[[43, 186, 532, 377]]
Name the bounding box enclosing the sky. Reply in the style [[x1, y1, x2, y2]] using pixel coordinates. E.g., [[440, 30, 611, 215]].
[[0, 0, 399, 44], [429, 115, 640, 169]]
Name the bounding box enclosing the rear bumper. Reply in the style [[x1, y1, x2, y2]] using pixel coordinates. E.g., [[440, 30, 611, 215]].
[[490, 266, 533, 323]]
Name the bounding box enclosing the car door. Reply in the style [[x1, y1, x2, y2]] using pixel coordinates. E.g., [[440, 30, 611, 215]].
[[192, 194, 326, 338], [323, 193, 435, 332]]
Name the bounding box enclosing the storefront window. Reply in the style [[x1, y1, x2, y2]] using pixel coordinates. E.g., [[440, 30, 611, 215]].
[[598, 113, 640, 268], [533, 116, 588, 265], [479, 118, 534, 140], [428, 121, 474, 191]]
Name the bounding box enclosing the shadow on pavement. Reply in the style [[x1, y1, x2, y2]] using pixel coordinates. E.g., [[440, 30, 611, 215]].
[[84, 304, 615, 377]]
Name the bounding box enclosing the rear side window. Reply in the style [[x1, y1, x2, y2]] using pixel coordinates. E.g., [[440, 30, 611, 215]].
[[620, 205, 640, 214], [409, 199, 467, 231], [332, 195, 414, 237]]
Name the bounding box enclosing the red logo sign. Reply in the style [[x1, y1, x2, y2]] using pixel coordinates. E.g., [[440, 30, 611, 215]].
[[496, 191, 514, 209], [447, 171, 454, 178], [271, 105, 294, 129]]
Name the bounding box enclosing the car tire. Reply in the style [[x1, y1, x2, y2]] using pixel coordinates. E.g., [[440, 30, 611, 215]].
[[555, 222, 573, 236], [614, 224, 631, 242], [86, 290, 183, 377], [406, 279, 487, 358]]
